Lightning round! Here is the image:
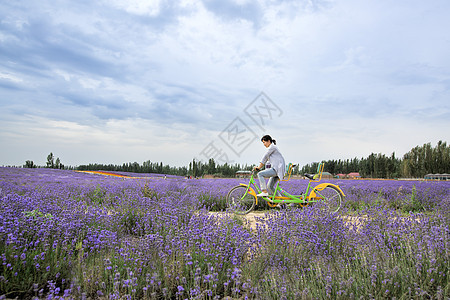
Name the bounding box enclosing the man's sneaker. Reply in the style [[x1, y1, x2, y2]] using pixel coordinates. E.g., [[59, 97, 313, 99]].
[[257, 192, 269, 197]]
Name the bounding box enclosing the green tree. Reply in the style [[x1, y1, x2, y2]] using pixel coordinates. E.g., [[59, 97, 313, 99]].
[[46, 153, 54, 168], [208, 158, 216, 174], [397, 141, 450, 178], [24, 160, 36, 168]]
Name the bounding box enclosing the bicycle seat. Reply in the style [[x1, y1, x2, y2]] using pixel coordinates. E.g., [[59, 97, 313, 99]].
[[304, 173, 315, 180]]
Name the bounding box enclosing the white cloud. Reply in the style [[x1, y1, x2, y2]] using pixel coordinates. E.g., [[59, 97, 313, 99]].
[[108, 0, 164, 16], [0, 71, 23, 83], [0, 114, 210, 165], [0, 0, 449, 167]]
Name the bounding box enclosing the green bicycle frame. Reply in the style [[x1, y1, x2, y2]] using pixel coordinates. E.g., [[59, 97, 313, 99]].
[[239, 163, 345, 205]]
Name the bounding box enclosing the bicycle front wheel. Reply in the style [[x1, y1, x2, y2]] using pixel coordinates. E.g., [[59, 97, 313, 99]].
[[226, 185, 256, 215], [311, 186, 342, 213]]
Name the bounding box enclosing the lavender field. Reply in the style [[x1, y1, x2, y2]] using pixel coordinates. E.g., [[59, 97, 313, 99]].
[[0, 167, 449, 299]]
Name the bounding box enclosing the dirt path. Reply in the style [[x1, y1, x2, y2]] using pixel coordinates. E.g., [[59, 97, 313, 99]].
[[209, 211, 367, 232], [239, 211, 268, 231]]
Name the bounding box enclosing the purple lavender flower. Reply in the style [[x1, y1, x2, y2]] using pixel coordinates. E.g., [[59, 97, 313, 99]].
[[1, 167, 448, 299]]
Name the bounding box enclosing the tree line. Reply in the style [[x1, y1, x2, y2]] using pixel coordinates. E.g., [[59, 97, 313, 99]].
[[189, 158, 253, 178], [301, 141, 449, 179], [76, 159, 252, 178], [77, 161, 189, 176], [23, 141, 448, 179]]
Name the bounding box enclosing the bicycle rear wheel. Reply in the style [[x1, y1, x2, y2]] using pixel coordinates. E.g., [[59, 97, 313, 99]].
[[311, 186, 342, 213], [226, 185, 256, 215]]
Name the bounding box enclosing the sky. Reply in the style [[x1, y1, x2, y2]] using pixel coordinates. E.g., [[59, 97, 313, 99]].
[[1, 0, 449, 168]]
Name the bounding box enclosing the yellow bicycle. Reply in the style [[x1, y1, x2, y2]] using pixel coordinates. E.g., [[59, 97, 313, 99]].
[[226, 162, 345, 214]]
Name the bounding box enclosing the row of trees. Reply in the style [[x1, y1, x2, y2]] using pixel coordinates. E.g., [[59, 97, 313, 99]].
[[77, 161, 188, 176], [301, 141, 449, 179], [189, 158, 253, 178], [23, 141, 448, 179], [401, 141, 449, 178], [76, 159, 252, 178]]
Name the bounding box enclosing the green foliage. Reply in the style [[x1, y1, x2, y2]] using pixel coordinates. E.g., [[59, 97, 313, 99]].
[[24, 160, 36, 168], [141, 184, 159, 199], [119, 208, 146, 236], [22, 209, 53, 220], [401, 185, 425, 213], [198, 192, 227, 211], [77, 160, 189, 176], [0, 219, 75, 299], [46, 152, 54, 168], [87, 184, 106, 205], [344, 185, 439, 214], [44, 152, 64, 169], [301, 141, 449, 179], [76, 159, 253, 178], [241, 210, 449, 299], [402, 141, 450, 178]]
